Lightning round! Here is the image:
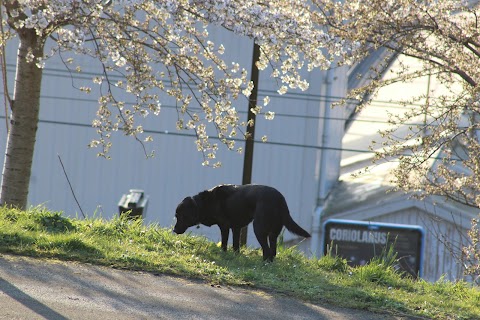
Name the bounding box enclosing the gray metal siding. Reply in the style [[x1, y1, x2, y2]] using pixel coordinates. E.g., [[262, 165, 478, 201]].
[[373, 209, 468, 282]]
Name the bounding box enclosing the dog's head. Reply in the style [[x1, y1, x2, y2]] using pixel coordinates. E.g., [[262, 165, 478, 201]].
[[173, 196, 199, 234]]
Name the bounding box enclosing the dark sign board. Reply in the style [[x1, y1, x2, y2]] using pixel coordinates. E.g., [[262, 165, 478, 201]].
[[323, 219, 424, 278]]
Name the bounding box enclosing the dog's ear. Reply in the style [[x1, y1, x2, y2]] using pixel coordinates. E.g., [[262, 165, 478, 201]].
[[186, 196, 198, 208], [176, 196, 197, 214], [178, 196, 193, 208]]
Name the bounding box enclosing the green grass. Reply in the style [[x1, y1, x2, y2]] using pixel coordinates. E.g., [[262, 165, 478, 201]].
[[0, 206, 479, 319]]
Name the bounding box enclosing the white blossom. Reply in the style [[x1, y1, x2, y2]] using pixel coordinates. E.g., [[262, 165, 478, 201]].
[[264, 111, 275, 120], [277, 86, 288, 95], [263, 96, 270, 106]]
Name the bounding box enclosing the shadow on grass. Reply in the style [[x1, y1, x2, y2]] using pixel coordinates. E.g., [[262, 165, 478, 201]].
[[0, 233, 37, 254], [191, 243, 417, 317], [0, 232, 105, 263]]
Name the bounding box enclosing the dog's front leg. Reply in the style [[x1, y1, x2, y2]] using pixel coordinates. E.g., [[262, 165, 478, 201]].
[[219, 225, 229, 251], [232, 228, 241, 253]]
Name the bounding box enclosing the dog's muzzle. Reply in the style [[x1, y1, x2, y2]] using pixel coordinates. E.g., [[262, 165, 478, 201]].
[[172, 226, 183, 234]]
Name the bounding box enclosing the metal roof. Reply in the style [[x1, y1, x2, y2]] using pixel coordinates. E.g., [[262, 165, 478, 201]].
[[324, 157, 478, 228]]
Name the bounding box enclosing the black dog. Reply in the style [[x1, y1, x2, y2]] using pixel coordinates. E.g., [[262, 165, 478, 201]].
[[173, 184, 311, 261]]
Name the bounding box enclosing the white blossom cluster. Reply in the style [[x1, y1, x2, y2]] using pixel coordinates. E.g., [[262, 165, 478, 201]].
[[2, 0, 336, 163], [312, 0, 480, 201], [311, 0, 480, 277]]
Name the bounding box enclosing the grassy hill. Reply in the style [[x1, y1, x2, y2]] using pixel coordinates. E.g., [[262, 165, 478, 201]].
[[0, 206, 478, 319]]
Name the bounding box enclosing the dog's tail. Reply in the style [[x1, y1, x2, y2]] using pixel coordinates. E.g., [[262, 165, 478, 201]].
[[284, 212, 311, 238]]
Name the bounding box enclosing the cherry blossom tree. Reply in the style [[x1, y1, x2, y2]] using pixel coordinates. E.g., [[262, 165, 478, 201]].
[[0, 0, 336, 209], [311, 0, 480, 281]]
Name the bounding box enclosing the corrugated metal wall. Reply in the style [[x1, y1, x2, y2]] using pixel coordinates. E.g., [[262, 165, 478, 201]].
[[369, 209, 470, 282], [1, 26, 347, 248]]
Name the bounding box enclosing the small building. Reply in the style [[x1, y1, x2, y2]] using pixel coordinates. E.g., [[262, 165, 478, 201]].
[[322, 54, 480, 282], [321, 160, 477, 282]]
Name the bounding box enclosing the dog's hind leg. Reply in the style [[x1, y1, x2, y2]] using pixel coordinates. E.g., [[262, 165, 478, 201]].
[[268, 224, 283, 260], [232, 227, 241, 252], [253, 222, 272, 261], [268, 233, 278, 260]]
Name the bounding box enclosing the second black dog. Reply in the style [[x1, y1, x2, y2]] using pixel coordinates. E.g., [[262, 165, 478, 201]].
[[173, 184, 311, 261]]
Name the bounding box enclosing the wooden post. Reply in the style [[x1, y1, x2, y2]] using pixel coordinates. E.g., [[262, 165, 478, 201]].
[[240, 43, 261, 247]]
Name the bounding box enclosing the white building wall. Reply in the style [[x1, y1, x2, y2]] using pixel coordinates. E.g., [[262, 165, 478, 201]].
[[0, 26, 347, 249]]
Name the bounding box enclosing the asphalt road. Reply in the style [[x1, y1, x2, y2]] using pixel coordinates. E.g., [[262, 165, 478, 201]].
[[0, 254, 412, 320]]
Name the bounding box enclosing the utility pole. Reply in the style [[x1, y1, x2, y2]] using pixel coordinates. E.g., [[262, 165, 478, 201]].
[[240, 43, 261, 247]]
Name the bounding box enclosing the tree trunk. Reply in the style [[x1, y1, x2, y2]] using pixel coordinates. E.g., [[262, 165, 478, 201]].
[[0, 30, 44, 209]]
